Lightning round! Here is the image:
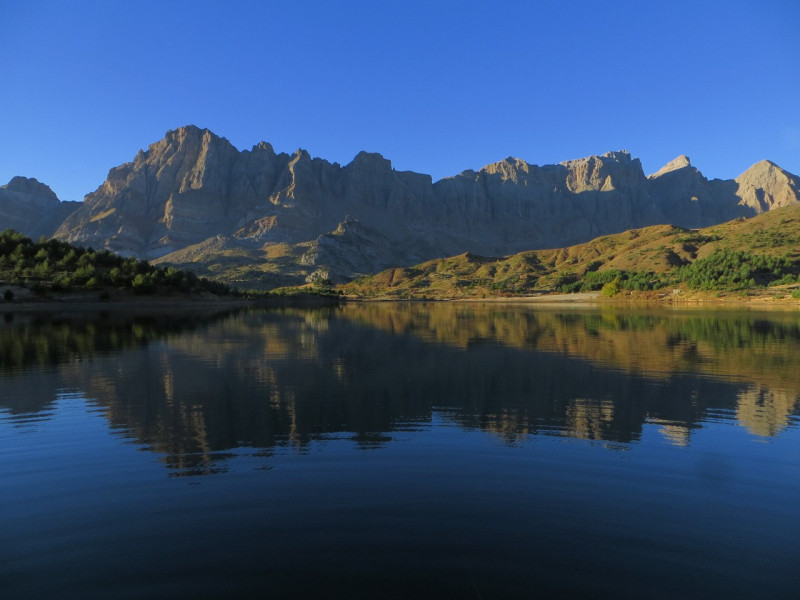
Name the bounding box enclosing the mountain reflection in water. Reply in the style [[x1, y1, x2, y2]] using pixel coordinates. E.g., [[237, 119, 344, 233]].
[[1, 304, 798, 476]]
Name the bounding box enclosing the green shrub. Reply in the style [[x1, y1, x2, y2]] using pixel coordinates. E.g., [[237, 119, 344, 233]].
[[601, 278, 620, 297], [558, 269, 664, 293], [132, 273, 154, 294], [52, 274, 73, 290]]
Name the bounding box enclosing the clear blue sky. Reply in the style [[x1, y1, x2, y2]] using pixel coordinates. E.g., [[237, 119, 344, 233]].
[[1, 0, 798, 200]]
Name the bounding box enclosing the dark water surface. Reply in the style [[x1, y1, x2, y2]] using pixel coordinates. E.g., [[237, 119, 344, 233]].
[[2, 303, 799, 599]]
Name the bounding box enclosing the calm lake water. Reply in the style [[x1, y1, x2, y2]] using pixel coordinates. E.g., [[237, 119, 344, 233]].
[[2, 303, 799, 599]]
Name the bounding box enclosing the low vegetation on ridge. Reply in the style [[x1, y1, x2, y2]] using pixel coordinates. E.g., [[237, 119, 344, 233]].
[[0, 230, 233, 299], [341, 205, 800, 299]]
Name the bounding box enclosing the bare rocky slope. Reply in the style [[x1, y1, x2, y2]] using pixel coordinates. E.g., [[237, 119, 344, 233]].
[[4, 125, 800, 287]]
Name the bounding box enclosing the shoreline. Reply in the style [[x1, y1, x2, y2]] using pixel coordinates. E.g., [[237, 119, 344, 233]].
[[343, 288, 800, 310], [0, 291, 343, 314], [3, 289, 799, 314]]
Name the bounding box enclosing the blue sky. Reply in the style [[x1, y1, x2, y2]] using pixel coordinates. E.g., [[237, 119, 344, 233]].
[[1, 0, 798, 200]]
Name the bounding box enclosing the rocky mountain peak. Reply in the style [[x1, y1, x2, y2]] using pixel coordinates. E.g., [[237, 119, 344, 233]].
[[734, 159, 800, 212], [1, 176, 59, 202], [737, 159, 781, 178], [650, 155, 692, 178], [252, 141, 276, 156], [0, 176, 78, 240], [164, 124, 210, 141], [561, 150, 638, 169], [736, 159, 795, 186], [349, 151, 392, 171], [291, 148, 312, 162], [149, 125, 236, 160], [560, 151, 645, 193], [480, 157, 531, 181], [602, 150, 633, 162]]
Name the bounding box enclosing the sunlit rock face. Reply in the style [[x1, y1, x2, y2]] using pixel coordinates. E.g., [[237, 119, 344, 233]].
[[5, 126, 799, 281], [646, 155, 800, 227], [734, 160, 800, 213]]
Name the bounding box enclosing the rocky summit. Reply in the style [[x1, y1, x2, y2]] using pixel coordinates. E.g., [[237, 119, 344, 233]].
[[4, 125, 800, 287], [0, 177, 79, 240]]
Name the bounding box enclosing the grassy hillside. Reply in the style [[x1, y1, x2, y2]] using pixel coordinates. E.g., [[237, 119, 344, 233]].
[[341, 205, 800, 299]]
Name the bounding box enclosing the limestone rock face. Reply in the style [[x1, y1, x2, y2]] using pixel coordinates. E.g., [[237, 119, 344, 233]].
[[650, 155, 692, 178], [734, 160, 800, 213], [0, 177, 79, 239], [3, 124, 796, 286], [432, 151, 662, 251], [55, 125, 288, 257]]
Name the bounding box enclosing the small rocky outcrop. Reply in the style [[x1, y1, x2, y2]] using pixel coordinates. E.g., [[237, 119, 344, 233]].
[[304, 217, 407, 282]]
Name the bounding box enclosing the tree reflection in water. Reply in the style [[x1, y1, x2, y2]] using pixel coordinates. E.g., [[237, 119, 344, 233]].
[[1, 304, 799, 475]]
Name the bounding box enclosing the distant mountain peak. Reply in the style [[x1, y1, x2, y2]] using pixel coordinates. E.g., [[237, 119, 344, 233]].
[[252, 141, 276, 155], [157, 125, 233, 150], [650, 155, 692, 178], [602, 150, 633, 162], [350, 151, 392, 170], [560, 150, 638, 168], [735, 159, 800, 213], [290, 148, 312, 161], [0, 176, 78, 239], [737, 158, 795, 182], [480, 157, 531, 180], [740, 159, 782, 175], [167, 124, 210, 137], [1, 176, 59, 202]]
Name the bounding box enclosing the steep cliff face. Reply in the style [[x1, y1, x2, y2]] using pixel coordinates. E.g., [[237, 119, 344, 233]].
[[55, 126, 291, 256], [0, 177, 79, 239], [432, 151, 665, 251], [8, 124, 797, 286]]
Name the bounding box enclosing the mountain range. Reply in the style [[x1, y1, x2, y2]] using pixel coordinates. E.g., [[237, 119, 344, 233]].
[[2, 125, 799, 287]]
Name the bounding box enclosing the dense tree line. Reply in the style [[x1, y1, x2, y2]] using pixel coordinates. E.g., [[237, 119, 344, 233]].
[[557, 249, 800, 295], [0, 230, 232, 296], [558, 269, 663, 293], [678, 250, 797, 291]]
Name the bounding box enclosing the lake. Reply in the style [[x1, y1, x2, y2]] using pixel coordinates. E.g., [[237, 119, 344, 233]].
[[2, 303, 799, 599]]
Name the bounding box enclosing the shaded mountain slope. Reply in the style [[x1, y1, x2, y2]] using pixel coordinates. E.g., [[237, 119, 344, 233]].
[[0, 177, 79, 239]]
